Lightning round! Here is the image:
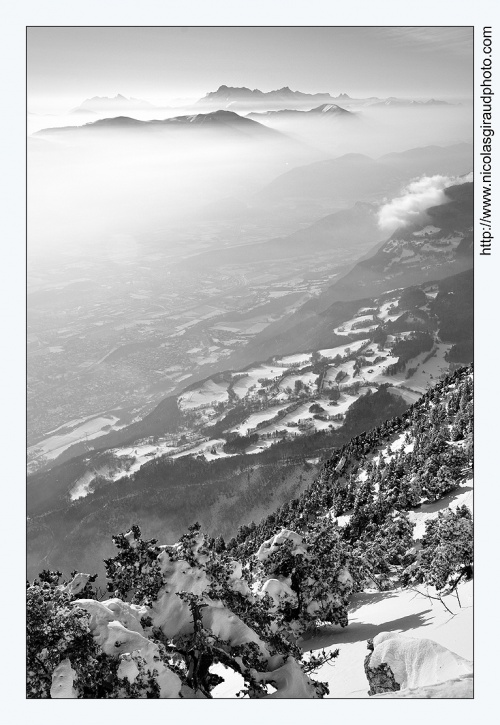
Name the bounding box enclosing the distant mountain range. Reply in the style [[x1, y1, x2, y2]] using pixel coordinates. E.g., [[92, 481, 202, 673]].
[[47, 90, 456, 130], [248, 103, 355, 121], [256, 143, 473, 206], [71, 94, 157, 113], [195, 86, 452, 112], [36, 109, 284, 136], [59, 90, 455, 121], [371, 98, 453, 108], [197, 85, 336, 110]]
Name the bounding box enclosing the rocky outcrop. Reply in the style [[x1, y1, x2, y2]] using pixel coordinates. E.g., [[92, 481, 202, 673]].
[[364, 632, 473, 697], [364, 639, 400, 695]]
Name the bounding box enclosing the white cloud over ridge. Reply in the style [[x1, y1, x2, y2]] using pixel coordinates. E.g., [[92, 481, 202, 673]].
[[377, 173, 473, 232]]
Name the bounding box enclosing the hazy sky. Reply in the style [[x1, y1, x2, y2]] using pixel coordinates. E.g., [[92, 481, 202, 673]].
[[28, 26, 472, 112]]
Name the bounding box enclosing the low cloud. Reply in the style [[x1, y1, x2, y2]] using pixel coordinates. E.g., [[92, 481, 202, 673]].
[[378, 173, 473, 232]]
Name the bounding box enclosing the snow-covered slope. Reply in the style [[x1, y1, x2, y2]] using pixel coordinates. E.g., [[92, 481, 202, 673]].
[[28, 367, 473, 699], [305, 580, 472, 697]]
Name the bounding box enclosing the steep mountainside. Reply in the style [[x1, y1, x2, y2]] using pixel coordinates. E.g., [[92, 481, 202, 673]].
[[231, 182, 472, 365], [230, 365, 473, 561], [186, 201, 385, 269], [256, 144, 472, 206], [312, 182, 473, 307], [28, 366, 473, 699]]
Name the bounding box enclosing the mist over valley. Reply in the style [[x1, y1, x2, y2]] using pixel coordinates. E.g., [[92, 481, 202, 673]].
[[27, 25, 475, 700]]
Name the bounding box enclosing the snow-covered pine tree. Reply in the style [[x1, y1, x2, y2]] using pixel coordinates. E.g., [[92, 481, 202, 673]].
[[27, 523, 346, 698]]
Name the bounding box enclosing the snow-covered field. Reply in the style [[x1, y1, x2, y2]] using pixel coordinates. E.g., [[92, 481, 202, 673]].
[[359, 354, 400, 383], [268, 401, 313, 428], [231, 402, 292, 435], [278, 371, 317, 392], [28, 414, 120, 462], [380, 343, 452, 393], [377, 300, 400, 321], [324, 359, 357, 385], [334, 313, 379, 335], [111, 441, 177, 477], [231, 375, 253, 398], [179, 379, 229, 409], [230, 363, 285, 398], [36, 282, 464, 488], [318, 339, 370, 359], [275, 352, 312, 366]]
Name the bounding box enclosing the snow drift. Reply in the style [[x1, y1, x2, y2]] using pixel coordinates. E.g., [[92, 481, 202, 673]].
[[365, 631, 473, 697]]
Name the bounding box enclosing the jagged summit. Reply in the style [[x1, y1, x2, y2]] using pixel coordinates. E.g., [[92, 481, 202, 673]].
[[197, 86, 336, 111], [202, 85, 332, 99]]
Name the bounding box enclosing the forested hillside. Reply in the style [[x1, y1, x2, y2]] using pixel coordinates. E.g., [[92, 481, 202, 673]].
[[229, 181, 472, 365], [27, 386, 408, 580], [28, 367, 473, 698], [230, 366, 472, 576]]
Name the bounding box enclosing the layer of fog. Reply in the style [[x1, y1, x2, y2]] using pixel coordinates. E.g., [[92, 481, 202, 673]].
[[28, 103, 472, 268], [250, 104, 472, 157], [28, 119, 323, 262]]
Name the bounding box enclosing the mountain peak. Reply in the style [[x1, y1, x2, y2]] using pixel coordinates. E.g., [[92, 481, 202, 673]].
[[311, 103, 351, 115], [199, 86, 335, 107], [73, 94, 154, 113]]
